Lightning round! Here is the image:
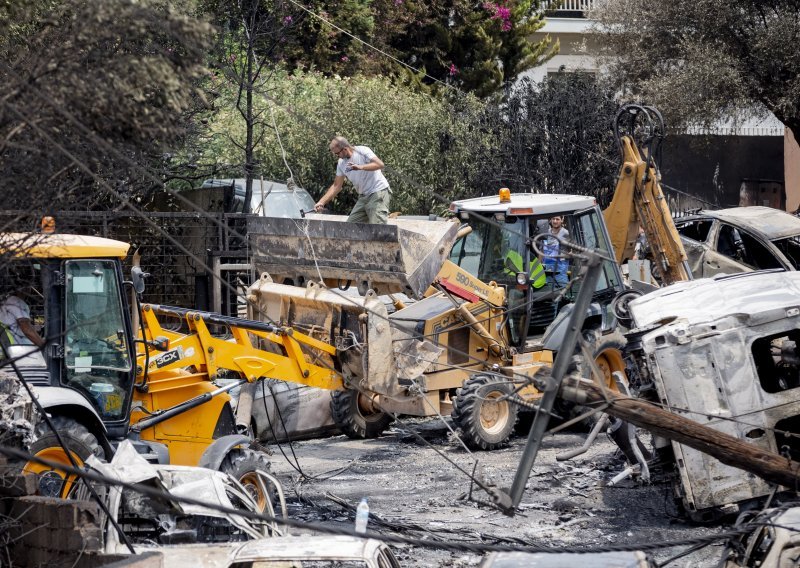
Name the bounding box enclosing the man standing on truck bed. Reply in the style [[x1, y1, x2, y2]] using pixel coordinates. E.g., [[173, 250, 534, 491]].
[[314, 136, 392, 224]]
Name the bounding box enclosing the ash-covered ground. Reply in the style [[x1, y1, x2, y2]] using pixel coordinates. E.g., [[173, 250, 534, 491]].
[[270, 419, 728, 567]]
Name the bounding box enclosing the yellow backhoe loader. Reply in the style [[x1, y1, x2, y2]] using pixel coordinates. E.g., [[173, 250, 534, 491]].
[[244, 105, 691, 450], [0, 231, 343, 504]]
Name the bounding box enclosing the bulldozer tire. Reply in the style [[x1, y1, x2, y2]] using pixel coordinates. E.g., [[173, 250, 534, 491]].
[[585, 329, 627, 391], [452, 374, 519, 451], [24, 416, 104, 498], [556, 329, 628, 429], [330, 389, 393, 440], [219, 448, 274, 513]]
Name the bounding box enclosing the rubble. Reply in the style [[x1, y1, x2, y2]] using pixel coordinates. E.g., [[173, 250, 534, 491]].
[[269, 422, 727, 567], [0, 368, 36, 450]]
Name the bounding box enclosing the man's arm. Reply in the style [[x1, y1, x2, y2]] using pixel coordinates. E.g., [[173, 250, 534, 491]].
[[315, 175, 345, 211], [348, 155, 384, 172], [18, 318, 45, 348]]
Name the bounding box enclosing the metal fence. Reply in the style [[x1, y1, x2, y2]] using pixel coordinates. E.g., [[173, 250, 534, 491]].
[[0, 210, 253, 317], [548, 0, 595, 14]]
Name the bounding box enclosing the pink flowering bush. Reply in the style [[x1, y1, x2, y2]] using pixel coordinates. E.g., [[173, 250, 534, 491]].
[[483, 2, 512, 31]]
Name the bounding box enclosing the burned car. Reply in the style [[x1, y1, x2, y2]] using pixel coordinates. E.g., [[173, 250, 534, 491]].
[[249, 379, 339, 443], [624, 271, 800, 521], [145, 536, 401, 568], [78, 441, 284, 551], [674, 206, 800, 278]]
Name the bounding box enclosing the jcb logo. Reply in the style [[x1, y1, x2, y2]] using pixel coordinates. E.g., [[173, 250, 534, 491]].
[[152, 348, 181, 369]]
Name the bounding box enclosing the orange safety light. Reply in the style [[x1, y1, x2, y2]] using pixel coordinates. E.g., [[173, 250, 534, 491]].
[[509, 207, 534, 215], [498, 187, 511, 203], [41, 216, 56, 233]]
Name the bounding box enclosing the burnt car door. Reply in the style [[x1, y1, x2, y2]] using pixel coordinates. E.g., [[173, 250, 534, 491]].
[[675, 217, 714, 277], [702, 223, 752, 276], [705, 223, 785, 276]]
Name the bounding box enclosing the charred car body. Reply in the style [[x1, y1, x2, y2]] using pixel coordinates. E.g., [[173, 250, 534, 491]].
[[675, 206, 800, 278], [623, 270, 800, 520]]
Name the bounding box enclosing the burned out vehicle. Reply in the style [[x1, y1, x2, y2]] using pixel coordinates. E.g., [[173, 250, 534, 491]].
[[675, 206, 800, 278], [623, 270, 800, 520], [79, 441, 283, 550], [721, 504, 800, 567], [145, 536, 401, 568]]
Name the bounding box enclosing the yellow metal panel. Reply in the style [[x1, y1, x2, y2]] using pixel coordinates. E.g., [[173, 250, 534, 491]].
[[0, 232, 130, 258], [131, 375, 227, 467]]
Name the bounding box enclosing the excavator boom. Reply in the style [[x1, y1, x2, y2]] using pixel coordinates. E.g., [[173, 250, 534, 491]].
[[603, 105, 692, 285]]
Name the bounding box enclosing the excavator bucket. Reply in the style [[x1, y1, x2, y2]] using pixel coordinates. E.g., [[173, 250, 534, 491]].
[[247, 275, 442, 398], [247, 215, 460, 300]]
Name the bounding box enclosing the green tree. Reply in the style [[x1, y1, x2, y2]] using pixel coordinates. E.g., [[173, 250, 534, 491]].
[[384, 0, 557, 97], [594, 0, 800, 138], [197, 0, 299, 211], [220, 0, 557, 98], [188, 69, 495, 215]]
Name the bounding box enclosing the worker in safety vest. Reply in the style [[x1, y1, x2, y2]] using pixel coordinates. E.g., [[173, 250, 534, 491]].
[[502, 228, 547, 289]]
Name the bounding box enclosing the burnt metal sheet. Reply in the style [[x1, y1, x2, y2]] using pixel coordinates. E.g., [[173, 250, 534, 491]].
[[480, 551, 652, 567], [628, 271, 800, 329], [702, 206, 800, 240], [247, 215, 459, 299], [87, 441, 270, 553]]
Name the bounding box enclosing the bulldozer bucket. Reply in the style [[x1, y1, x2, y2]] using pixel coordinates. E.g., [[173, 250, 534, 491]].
[[247, 275, 442, 399], [247, 215, 460, 300]]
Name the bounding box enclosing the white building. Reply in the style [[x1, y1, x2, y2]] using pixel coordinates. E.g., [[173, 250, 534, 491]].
[[522, 0, 793, 210]]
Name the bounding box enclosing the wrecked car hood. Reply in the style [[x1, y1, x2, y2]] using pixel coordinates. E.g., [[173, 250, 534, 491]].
[[628, 270, 800, 329], [139, 536, 397, 568], [84, 441, 270, 552]]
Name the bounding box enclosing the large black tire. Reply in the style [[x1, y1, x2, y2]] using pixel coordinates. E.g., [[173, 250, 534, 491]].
[[556, 329, 628, 429], [24, 416, 104, 498], [330, 389, 393, 439], [452, 374, 519, 451], [219, 447, 274, 513]]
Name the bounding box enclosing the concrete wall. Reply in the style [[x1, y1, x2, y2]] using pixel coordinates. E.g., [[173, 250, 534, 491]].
[[659, 134, 785, 212], [785, 129, 800, 213], [4, 491, 103, 567]]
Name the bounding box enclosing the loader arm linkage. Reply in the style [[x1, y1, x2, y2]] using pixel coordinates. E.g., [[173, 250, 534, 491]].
[[137, 304, 344, 391], [603, 105, 692, 286]]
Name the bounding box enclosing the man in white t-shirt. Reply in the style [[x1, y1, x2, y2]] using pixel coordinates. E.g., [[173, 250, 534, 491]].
[[314, 136, 392, 224], [0, 293, 45, 348]]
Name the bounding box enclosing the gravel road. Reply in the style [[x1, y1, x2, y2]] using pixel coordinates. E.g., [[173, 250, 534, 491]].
[[269, 418, 728, 567]]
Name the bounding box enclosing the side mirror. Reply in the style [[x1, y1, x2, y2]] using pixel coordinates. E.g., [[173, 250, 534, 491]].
[[131, 266, 149, 295]]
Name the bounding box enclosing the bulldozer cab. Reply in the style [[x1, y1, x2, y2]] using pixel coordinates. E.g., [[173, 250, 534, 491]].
[[62, 259, 134, 422], [1, 233, 136, 436], [448, 193, 624, 348]]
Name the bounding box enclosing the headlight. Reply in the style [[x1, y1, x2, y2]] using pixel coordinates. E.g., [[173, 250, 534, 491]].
[[516, 272, 528, 286]]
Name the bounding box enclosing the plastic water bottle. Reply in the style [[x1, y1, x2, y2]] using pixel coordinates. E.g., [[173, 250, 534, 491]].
[[354, 497, 369, 534]]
